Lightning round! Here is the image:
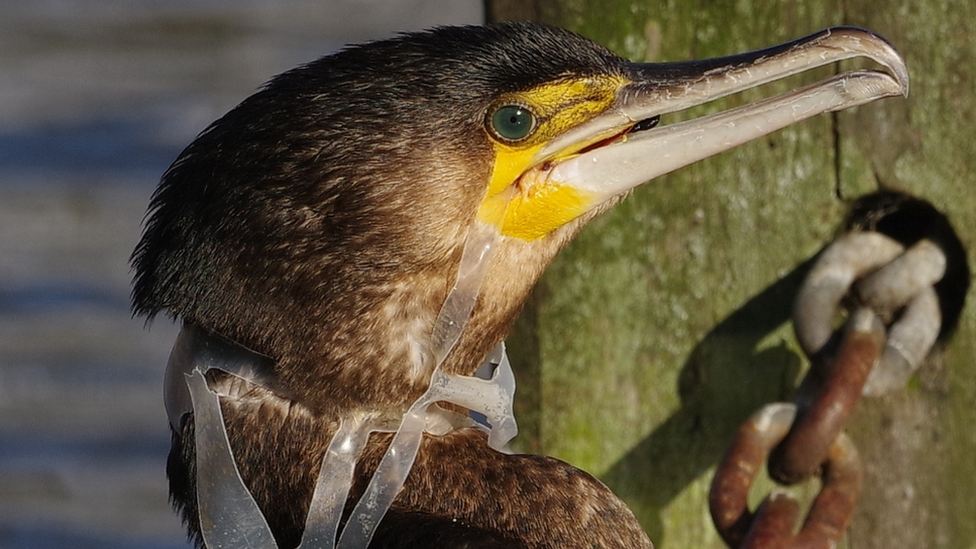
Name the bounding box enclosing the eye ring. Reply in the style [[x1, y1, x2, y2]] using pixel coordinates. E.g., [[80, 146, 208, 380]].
[[487, 104, 537, 142]]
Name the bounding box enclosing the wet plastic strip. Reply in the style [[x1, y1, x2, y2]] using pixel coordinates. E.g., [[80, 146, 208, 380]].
[[174, 336, 516, 549], [297, 415, 372, 549], [429, 221, 498, 365], [165, 324, 279, 433], [180, 343, 515, 549], [173, 218, 512, 549], [186, 369, 277, 549], [337, 399, 429, 549], [337, 342, 517, 549], [427, 347, 517, 450], [335, 221, 504, 547]]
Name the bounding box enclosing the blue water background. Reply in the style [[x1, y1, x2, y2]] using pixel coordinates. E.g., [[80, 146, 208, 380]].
[[0, 2, 481, 547]]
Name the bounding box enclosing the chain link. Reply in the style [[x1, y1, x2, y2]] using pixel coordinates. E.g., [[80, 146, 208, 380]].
[[709, 229, 947, 549]]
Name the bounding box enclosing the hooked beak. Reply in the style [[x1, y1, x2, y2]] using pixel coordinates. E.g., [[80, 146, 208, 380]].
[[538, 26, 908, 208]]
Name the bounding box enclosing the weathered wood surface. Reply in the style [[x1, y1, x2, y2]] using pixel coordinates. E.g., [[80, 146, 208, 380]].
[[489, 1, 976, 547]]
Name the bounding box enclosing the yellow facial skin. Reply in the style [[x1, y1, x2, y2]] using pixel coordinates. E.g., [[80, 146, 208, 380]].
[[477, 74, 631, 241]]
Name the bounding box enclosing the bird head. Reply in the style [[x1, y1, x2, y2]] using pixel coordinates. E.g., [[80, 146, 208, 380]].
[[132, 23, 907, 416]]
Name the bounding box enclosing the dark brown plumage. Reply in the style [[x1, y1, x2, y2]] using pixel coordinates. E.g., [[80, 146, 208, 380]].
[[135, 22, 648, 549], [132, 23, 623, 413], [132, 20, 908, 549]]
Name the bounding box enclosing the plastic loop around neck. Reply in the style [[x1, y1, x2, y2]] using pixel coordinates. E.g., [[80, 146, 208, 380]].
[[168, 329, 516, 549], [164, 221, 518, 549], [186, 367, 277, 549], [335, 221, 508, 548], [335, 343, 517, 549]]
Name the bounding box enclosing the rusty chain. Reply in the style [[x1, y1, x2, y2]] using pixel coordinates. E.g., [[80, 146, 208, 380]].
[[709, 230, 947, 549]]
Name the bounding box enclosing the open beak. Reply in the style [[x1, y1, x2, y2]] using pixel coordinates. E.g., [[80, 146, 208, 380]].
[[536, 26, 909, 208]]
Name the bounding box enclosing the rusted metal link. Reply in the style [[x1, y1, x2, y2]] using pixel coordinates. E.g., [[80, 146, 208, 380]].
[[768, 309, 884, 485], [743, 434, 863, 549], [788, 433, 863, 549], [711, 228, 947, 549], [710, 403, 864, 549], [711, 403, 797, 548], [740, 493, 798, 549], [793, 232, 946, 395]]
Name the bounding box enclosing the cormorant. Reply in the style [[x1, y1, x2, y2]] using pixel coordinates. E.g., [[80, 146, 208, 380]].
[[131, 22, 907, 549]]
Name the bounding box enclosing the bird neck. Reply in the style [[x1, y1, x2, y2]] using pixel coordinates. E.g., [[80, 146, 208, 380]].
[[165, 321, 518, 549]]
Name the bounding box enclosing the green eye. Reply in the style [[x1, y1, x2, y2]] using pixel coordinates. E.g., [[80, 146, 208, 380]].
[[489, 105, 536, 142]]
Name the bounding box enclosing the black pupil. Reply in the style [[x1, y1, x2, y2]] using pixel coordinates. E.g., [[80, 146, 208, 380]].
[[492, 106, 533, 140]]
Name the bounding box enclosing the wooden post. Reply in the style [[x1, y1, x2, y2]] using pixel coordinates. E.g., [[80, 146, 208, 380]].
[[489, 1, 976, 548]]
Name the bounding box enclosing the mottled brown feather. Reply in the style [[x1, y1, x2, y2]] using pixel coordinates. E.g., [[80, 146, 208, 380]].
[[136, 22, 645, 548]]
